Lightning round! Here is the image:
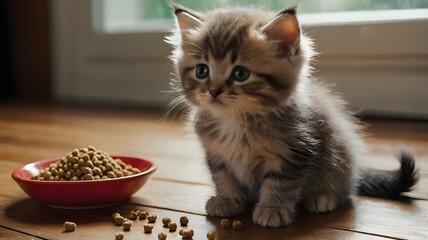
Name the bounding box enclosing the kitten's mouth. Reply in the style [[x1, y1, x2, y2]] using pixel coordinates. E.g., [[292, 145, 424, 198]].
[[210, 98, 225, 107]]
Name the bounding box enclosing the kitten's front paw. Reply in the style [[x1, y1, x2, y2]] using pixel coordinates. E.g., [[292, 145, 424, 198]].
[[252, 205, 294, 227], [206, 196, 245, 217], [306, 194, 337, 213]]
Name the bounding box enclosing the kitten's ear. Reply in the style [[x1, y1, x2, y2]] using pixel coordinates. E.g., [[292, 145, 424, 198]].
[[171, 2, 202, 31], [261, 6, 300, 55]]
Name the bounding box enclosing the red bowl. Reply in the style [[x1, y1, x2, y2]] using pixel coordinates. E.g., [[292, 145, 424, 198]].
[[11, 156, 156, 209]]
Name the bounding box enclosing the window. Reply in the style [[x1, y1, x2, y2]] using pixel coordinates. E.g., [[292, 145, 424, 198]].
[[98, 0, 428, 32], [52, 0, 428, 118]]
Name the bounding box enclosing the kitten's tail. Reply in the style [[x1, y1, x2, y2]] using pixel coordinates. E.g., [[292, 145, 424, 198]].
[[355, 151, 419, 198]]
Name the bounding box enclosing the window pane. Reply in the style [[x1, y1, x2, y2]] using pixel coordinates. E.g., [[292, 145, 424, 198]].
[[173, 0, 428, 15], [98, 0, 428, 32]]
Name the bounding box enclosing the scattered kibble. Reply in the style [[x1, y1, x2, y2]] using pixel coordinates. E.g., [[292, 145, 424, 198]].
[[64, 221, 76, 232], [112, 213, 121, 222], [123, 220, 133, 231], [162, 217, 171, 227], [129, 211, 138, 220], [181, 229, 194, 239], [115, 232, 124, 240], [220, 219, 230, 228], [232, 220, 242, 230], [144, 224, 154, 233], [108, 211, 200, 239], [158, 232, 168, 240], [138, 210, 148, 219], [31, 146, 144, 181], [180, 216, 189, 226], [147, 214, 157, 223], [168, 222, 177, 232], [114, 216, 125, 226], [207, 231, 216, 240]]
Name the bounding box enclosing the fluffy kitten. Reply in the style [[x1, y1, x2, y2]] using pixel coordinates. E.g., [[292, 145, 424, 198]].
[[166, 4, 418, 227]]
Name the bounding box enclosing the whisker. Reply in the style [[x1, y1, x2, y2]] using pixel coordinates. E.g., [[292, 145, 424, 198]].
[[170, 103, 189, 122], [178, 105, 191, 122], [160, 96, 187, 122]]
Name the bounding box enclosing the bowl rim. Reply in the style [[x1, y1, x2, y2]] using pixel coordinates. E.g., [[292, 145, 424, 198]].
[[11, 156, 157, 185]]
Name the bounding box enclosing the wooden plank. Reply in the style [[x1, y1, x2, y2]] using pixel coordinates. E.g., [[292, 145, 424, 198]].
[[366, 118, 428, 143], [409, 177, 428, 200], [6, 149, 427, 204], [0, 161, 383, 240], [0, 118, 202, 164], [1, 105, 428, 239], [1, 106, 427, 176], [0, 226, 43, 240], [133, 180, 428, 239], [0, 184, 419, 240], [0, 117, 197, 159], [1, 106, 427, 178], [298, 197, 428, 240], [3, 160, 427, 240], [3, 142, 426, 200], [0, 198, 386, 240], [1, 114, 427, 180]]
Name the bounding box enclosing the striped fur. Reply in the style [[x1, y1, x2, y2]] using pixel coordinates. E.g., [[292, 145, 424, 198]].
[[167, 4, 419, 228]]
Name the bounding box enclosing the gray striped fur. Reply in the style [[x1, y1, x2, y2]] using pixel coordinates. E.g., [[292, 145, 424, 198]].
[[167, 5, 418, 228]]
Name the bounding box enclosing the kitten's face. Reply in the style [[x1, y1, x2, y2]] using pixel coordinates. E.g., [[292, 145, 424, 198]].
[[169, 6, 309, 118]]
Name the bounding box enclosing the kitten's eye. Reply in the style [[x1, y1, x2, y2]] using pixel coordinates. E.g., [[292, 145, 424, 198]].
[[231, 66, 250, 82], [195, 64, 209, 79]]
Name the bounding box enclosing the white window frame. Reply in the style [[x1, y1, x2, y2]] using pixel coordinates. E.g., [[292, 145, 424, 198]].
[[51, 0, 428, 118]]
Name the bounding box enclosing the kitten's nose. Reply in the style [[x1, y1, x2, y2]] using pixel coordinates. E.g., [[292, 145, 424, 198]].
[[209, 88, 224, 98]]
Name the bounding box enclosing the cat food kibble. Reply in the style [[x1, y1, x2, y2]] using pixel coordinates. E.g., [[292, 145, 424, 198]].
[[179, 216, 189, 226], [181, 229, 194, 239], [144, 224, 154, 233], [147, 214, 157, 223], [168, 222, 177, 232], [220, 219, 230, 228], [112, 213, 121, 222], [31, 146, 143, 181], [115, 232, 124, 240], [122, 220, 133, 231], [232, 220, 242, 230], [158, 232, 168, 240], [129, 211, 138, 220], [138, 210, 148, 219], [64, 221, 76, 232], [114, 216, 125, 226], [162, 217, 171, 227], [207, 231, 216, 240]]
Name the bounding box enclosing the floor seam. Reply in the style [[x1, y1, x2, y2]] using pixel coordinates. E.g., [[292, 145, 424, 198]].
[[0, 224, 48, 240]]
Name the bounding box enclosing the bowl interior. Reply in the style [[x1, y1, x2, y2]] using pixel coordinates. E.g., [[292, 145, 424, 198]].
[[12, 156, 156, 183]]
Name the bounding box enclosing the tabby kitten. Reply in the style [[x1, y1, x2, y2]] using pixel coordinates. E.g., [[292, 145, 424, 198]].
[[167, 4, 418, 227]]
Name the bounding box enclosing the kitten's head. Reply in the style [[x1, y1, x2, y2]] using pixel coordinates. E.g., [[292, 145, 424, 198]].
[[167, 4, 313, 118]]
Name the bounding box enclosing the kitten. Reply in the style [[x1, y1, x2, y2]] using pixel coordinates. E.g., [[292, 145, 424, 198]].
[[166, 4, 418, 227]]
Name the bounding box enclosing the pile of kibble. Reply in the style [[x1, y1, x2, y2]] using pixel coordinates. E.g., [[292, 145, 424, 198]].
[[32, 146, 141, 181]]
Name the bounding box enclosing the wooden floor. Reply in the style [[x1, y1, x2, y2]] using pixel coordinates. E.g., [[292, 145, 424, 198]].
[[0, 103, 427, 240]]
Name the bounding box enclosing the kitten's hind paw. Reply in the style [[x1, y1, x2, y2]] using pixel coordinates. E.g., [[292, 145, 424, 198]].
[[252, 205, 294, 227], [206, 196, 245, 217]]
